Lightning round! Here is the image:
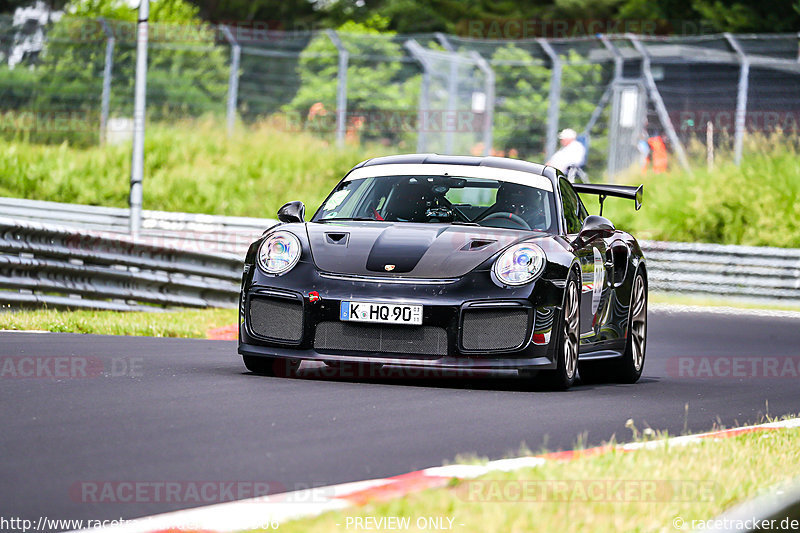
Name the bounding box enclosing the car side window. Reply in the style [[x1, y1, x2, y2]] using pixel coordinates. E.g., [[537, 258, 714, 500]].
[[559, 178, 586, 234]]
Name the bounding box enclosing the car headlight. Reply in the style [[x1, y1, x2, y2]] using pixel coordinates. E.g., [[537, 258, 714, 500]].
[[257, 231, 302, 275], [492, 243, 546, 286]]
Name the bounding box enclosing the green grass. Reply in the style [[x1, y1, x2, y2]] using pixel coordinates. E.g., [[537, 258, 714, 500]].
[[0, 117, 387, 219], [0, 307, 236, 337], [650, 292, 800, 312], [601, 135, 800, 248], [260, 425, 800, 533]]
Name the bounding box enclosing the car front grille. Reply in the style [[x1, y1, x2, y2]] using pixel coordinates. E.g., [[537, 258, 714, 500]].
[[248, 296, 304, 343], [314, 322, 448, 357], [461, 309, 530, 351]]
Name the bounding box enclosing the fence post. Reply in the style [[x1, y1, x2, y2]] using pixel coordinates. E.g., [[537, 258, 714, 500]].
[[597, 35, 624, 179], [583, 34, 616, 137], [221, 25, 240, 137], [628, 34, 691, 174], [435, 33, 458, 154], [98, 18, 114, 145], [405, 39, 432, 153], [470, 51, 494, 156], [129, 0, 149, 238], [725, 33, 749, 166], [537, 38, 561, 160], [326, 30, 349, 148]]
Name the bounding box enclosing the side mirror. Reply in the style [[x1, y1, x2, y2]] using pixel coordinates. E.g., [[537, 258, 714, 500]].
[[576, 215, 615, 245], [277, 201, 305, 223]]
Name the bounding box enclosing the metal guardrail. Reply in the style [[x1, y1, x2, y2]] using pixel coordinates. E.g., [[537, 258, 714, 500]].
[[1, 197, 799, 309], [0, 197, 274, 256], [0, 217, 244, 311], [641, 240, 800, 302], [699, 477, 800, 532]]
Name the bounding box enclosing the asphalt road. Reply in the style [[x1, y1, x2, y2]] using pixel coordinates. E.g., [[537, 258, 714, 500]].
[[1, 309, 799, 528]]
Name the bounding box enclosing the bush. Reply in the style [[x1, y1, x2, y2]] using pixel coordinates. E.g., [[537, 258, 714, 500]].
[[0, 117, 390, 218], [601, 135, 800, 247]]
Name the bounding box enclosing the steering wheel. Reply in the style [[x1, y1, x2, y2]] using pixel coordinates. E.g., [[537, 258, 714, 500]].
[[479, 212, 531, 230]]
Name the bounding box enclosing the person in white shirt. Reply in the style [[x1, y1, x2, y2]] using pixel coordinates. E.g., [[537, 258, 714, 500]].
[[546, 128, 587, 180]]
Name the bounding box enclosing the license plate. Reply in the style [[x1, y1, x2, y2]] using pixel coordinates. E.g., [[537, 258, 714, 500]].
[[340, 301, 422, 325]]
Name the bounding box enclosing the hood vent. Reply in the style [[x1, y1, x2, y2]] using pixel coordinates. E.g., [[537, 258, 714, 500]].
[[325, 232, 349, 246], [461, 239, 496, 251]]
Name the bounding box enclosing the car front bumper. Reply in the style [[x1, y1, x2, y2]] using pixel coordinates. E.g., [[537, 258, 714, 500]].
[[238, 262, 564, 370]]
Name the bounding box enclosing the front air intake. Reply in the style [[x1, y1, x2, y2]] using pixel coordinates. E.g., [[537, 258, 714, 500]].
[[461, 309, 530, 351], [248, 296, 304, 343], [314, 322, 447, 357]]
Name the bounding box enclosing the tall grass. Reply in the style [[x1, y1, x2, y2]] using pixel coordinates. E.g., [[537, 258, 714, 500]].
[[1, 122, 798, 246], [0, 117, 386, 219], [601, 135, 800, 247]]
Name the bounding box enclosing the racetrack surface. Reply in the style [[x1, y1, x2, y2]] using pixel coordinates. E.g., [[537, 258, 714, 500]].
[[2, 309, 799, 529]]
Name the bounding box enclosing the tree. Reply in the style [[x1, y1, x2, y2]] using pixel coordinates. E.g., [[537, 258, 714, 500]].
[[491, 44, 605, 160], [29, 0, 228, 144], [284, 16, 420, 146]]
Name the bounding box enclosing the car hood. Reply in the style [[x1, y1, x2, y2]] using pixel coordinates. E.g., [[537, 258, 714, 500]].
[[305, 221, 544, 279]]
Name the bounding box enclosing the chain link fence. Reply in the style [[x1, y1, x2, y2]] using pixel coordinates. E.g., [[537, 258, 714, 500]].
[[2, 15, 799, 179]]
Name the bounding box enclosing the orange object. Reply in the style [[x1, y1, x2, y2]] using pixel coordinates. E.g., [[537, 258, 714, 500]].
[[643, 135, 668, 174], [307, 102, 327, 120], [207, 323, 238, 341]]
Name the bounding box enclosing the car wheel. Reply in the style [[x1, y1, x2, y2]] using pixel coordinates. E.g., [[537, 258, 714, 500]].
[[617, 271, 647, 383], [524, 273, 580, 390], [243, 356, 301, 378], [579, 270, 647, 384]]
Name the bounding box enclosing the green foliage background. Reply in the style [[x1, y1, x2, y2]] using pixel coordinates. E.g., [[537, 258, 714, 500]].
[[600, 136, 800, 247], [284, 17, 420, 148], [1, 0, 228, 145]]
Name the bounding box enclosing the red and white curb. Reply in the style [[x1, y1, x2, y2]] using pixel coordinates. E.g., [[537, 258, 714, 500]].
[[76, 417, 800, 533]]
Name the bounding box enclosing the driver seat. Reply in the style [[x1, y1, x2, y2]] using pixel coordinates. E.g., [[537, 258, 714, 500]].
[[383, 182, 429, 222], [484, 183, 547, 230]]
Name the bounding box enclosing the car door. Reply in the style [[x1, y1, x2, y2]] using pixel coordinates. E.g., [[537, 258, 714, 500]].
[[559, 177, 609, 344]]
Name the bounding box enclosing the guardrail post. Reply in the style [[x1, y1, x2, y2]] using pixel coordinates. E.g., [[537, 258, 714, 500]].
[[628, 34, 691, 174], [470, 51, 495, 156], [129, 0, 149, 238], [98, 18, 115, 145], [537, 38, 562, 160], [725, 33, 749, 166], [221, 25, 240, 137], [326, 30, 349, 148]]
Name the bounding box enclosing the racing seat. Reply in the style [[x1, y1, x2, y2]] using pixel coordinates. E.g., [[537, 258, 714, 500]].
[[481, 183, 548, 230], [383, 182, 430, 222]]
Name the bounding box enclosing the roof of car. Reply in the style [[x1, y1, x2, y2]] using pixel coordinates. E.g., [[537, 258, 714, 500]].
[[351, 154, 559, 183]]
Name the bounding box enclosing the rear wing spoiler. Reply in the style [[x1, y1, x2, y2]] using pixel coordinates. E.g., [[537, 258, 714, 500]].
[[572, 183, 643, 214]]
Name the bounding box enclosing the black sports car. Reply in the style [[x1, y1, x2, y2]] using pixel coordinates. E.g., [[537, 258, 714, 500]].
[[238, 154, 646, 389]]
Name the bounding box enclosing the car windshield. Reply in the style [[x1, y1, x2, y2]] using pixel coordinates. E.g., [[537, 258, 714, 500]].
[[312, 174, 558, 232]]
